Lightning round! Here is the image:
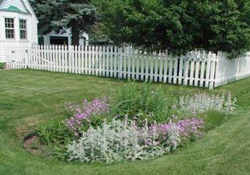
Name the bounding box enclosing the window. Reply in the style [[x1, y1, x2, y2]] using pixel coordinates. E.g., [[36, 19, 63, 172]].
[[5, 18, 15, 39], [20, 20, 27, 39]]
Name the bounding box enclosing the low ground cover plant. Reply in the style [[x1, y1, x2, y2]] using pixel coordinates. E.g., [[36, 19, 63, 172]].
[[67, 117, 206, 163], [67, 118, 180, 163], [176, 92, 237, 117], [33, 82, 237, 163]]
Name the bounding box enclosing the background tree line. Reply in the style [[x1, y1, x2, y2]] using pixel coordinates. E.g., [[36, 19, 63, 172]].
[[31, 0, 250, 57]]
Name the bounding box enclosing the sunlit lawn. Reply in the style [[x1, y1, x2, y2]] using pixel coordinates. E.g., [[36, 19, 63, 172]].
[[0, 69, 250, 175]]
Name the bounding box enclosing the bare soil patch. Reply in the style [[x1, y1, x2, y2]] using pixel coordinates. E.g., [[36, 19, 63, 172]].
[[23, 134, 46, 156]]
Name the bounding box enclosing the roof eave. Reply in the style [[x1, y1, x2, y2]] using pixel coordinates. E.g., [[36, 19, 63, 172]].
[[0, 0, 4, 6], [0, 9, 29, 15], [0, 0, 31, 15]]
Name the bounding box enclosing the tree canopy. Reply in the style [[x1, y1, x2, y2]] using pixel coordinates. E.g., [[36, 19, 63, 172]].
[[94, 0, 250, 56], [31, 0, 250, 56], [30, 0, 99, 45]]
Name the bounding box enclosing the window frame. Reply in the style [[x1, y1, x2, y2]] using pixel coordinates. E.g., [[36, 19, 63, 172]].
[[5, 18, 15, 39], [19, 19, 28, 40]]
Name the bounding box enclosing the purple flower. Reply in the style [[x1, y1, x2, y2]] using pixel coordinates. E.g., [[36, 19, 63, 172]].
[[65, 97, 110, 135], [147, 118, 204, 139]]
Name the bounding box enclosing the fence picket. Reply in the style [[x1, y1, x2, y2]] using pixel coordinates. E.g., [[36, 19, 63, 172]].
[[168, 57, 173, 84], [118, 48, 123, 79], [136, 50, 140, 80], [209, 54, 216, 89], [145, 52, 149, 82], [189, 60, 195, 86], [37, 45, 40, 70], [194, 61, 200, 86], [205, 52, 212, 88], [123, 47, 127, 79], [178, 57, 183, 85], [84, 45, 88, 74], [127, 48, 131, 79], [132, 49, 135, 80], [140, 51, 144, 81], [183, 60, 189, 86], [163, 52, 168, 83], [173, 58, 178, 84], [159, 53, 163, 82], [154, 53, 158, 82], [101, 46, 105, 76]]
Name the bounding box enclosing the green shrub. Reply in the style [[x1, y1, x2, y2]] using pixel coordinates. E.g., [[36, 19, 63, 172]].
[[36, 123, 74, 145], [0, 63, 5, 69], [35, 122, 75, 160], [202, 111, 227, 131], [110, 82, 175, 125]]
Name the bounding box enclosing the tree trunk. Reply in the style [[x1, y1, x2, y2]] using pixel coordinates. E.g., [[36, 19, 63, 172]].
[[71, 25, 80, 45]]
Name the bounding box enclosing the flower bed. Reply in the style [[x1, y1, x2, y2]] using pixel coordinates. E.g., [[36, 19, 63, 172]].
[[33, 82, 237, 163]]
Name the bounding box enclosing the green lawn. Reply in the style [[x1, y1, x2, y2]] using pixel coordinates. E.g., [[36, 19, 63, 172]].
[[0, 70, 250, 175]]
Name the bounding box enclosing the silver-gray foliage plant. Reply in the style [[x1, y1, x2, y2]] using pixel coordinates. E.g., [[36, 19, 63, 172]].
[[177, 92, 237, 116], [67, 118, 180, 163]]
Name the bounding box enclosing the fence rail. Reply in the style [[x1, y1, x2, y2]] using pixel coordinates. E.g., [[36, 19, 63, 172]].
[[5, 45, 250, 89]]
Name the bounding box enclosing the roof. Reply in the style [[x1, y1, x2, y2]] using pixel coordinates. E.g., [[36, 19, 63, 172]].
[[5, 5, 24, 13], [0, 0, 31, 14]]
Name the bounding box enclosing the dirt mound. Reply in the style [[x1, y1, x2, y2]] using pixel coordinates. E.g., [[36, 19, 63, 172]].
[[23, 134, 46, 156]]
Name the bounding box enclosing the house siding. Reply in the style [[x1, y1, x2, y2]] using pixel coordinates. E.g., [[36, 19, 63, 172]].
[[23, 0, 38, 44], [0, 0, 38, 62]]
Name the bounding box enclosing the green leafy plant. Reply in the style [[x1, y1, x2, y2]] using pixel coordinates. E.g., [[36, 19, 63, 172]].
[[110, 82, 175, 125], [35, 122, 75, 160], [36, 123, 74, 145], [0, 63, 5, 69]]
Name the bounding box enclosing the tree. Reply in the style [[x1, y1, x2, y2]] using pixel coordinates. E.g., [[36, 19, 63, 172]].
[[88, 23, 113, 45], [30, 0, 99, 45], [94, 0, 250, 56]]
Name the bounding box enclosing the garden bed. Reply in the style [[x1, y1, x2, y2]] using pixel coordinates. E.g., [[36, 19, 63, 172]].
[[1, 70, 250, 175], [24, 81, 237, 163]]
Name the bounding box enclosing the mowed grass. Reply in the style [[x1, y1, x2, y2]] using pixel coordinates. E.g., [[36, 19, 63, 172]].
[[0, 69, 250, 175]]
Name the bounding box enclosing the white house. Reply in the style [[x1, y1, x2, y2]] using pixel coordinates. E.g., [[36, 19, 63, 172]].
[[0, 0, 38, 62], [39, 29, 89, 46]]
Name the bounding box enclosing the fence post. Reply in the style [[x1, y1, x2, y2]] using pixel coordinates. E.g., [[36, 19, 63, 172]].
[[118, 48, 123, 79], [209, 53, 216, 90], [25, 45, 31, 69], [6, 46, 10, 69], [69, 45, 72, 73], [214, 51, 221, 88], [205, 52, 212, 88]]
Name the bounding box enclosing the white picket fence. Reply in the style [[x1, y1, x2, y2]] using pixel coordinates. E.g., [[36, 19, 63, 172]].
[[214, 52, 250, 87], [5, 45, 250, 89]]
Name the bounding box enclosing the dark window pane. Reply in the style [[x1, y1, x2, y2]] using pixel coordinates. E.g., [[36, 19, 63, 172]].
[[20, 30, 27, 39], [5, 18, 15, 39], [6, 29, 14, 39], [19, 20, 27, 39]]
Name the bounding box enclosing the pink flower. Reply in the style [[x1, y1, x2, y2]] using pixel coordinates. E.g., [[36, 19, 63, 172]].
[[65, 97, 110, 134]]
